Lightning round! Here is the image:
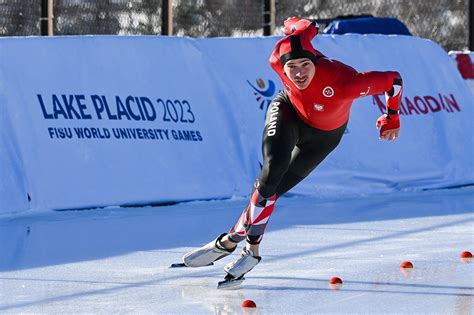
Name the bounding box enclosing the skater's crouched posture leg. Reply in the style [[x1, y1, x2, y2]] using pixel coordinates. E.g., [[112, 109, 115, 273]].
[[182, 99, 296, 270], [182, 99, 345, 277], [221, 99, 346, 278], [221, 99, 301, 278]]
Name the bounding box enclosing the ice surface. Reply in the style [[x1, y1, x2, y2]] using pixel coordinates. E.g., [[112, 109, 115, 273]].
[[1, 188, 473, 314]]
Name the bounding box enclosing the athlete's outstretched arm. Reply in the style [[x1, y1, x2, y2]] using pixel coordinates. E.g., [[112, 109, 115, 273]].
[[350, 71, 403, 141]]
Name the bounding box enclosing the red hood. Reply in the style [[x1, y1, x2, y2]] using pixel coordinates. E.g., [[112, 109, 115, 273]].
[[269, 17, 325, 126]]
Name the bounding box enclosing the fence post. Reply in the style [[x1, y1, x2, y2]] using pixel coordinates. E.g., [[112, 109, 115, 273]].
[[40, 0, 54, 36], [470, 0, 473, 50], [263, 0, 275, 36], [162, 0, 173, 35]]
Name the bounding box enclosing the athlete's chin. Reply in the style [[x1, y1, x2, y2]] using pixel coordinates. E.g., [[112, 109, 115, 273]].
[[295, 82, 310, 90]]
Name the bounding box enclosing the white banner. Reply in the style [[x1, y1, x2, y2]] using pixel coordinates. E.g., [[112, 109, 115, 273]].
[[0, 36, 246, 212], [1, 34, 472, 213], [0, 93, 29, 214]]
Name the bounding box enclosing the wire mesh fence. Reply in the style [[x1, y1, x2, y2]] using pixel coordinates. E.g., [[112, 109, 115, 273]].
[[0, 0, 469, 51], [54, 0, 161, 35], [278, 0, 469, 54], [0, 0, 40, 36]]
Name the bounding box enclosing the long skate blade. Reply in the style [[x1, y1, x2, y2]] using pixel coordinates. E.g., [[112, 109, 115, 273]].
[[169, 262, 214, 268], [217, 277, 245, 289]]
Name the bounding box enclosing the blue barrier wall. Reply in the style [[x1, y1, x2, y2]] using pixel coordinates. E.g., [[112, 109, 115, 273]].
[[1, 35, 472, 214]]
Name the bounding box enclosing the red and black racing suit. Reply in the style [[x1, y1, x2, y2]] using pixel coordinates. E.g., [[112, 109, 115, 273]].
[[228, 19, 402, 245]]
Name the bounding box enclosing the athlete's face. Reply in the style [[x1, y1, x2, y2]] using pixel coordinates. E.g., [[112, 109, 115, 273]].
[[283, 58, 316, 90]]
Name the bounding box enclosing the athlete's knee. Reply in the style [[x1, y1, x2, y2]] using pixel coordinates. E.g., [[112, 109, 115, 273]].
[[275, 171, 306, 197], [262, 155, 291, 181], [258, 157, 290, 196]]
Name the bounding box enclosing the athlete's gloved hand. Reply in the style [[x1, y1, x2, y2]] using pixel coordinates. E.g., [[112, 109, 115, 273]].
[[376, 113, 400, 141]]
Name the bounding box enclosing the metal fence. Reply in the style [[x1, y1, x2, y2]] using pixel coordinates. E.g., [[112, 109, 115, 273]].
[[1, 0, 40, 36], [0, 0, 470, 52]]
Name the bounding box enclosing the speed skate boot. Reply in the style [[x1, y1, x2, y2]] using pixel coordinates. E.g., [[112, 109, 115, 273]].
[[223, 248, 261, 279], [183, 233, 236, 267]]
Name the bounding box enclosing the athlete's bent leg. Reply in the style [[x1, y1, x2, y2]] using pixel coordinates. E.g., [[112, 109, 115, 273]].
[[226, 99, 299, 249], [275, 122, 348, 197]]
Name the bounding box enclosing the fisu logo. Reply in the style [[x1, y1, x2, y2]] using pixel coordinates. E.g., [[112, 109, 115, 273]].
[[323, 86, 334, 97], [247, 78, 277, 111]]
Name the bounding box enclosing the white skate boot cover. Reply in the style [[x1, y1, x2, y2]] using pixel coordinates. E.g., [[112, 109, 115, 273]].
[[224, 248, 261, 278], [183, 233, 233, 267]]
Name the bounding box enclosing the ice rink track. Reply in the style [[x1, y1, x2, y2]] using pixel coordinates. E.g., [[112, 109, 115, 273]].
[[1, 187, 473, 314]]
